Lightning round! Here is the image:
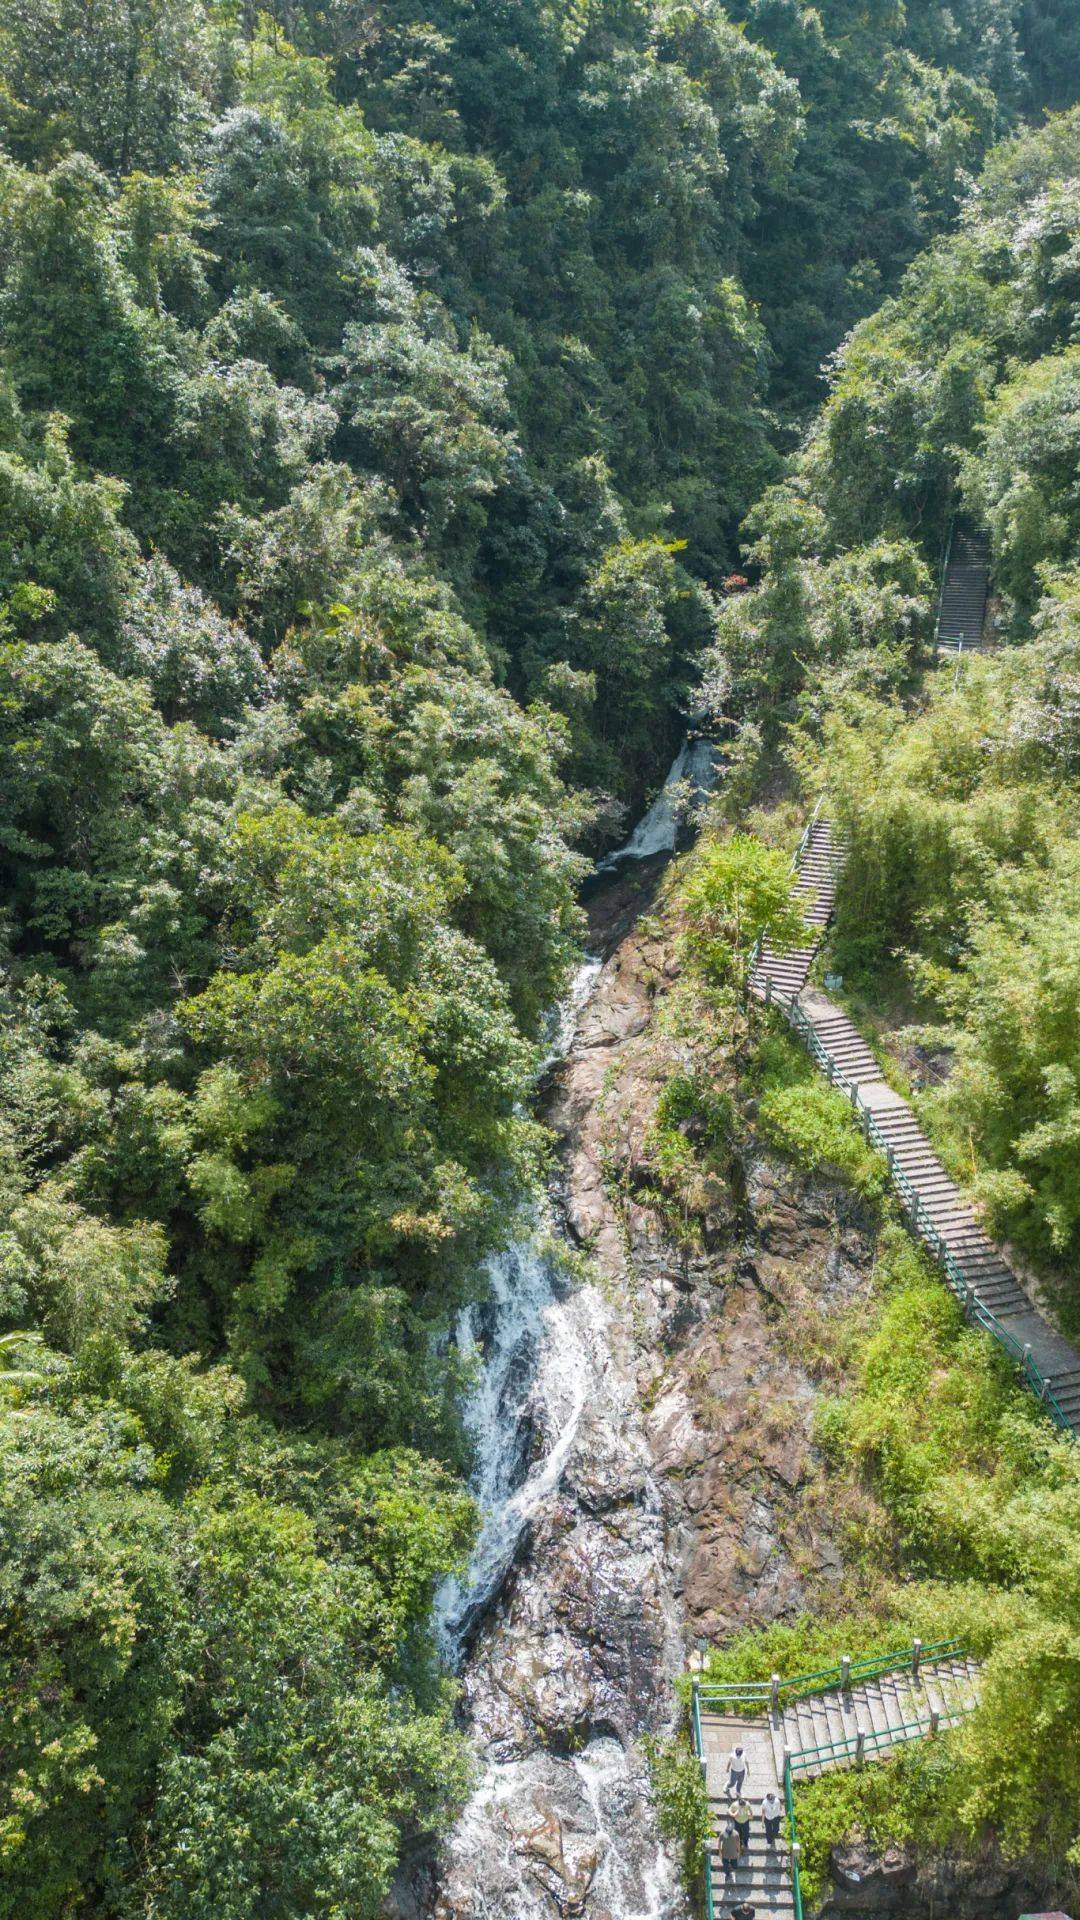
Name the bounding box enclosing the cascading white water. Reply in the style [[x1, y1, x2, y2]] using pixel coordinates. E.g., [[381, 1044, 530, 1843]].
[[433, 1234, 591, 1659], [442, 1735, 682, 1920], [596, 735, 722, 871], [435, 955, 603, 1661], [431, 745, 715, 1919]]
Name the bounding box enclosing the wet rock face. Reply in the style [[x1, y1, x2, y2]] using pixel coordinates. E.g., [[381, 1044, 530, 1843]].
[[460, 1325, 678, 1764], [821, 1836, 1062, 1919], [435, 1740, 681, 1920], [434, 1257, 686, 1915], [429, 864, 692, 1920], [429, 849, 880, 1919]]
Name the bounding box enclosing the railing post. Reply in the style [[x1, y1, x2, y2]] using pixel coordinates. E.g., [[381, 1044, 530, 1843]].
[[1041, 1374, 1053, 1403], [770, 1672, 780, 1714], [912, 1638, 922, 1680], [782, 1744, 791, 1775], [850, 1082, 858, 1110], [765, 974, 772, 1006], [929, 1708, 940, 1736], [1022, 1342, 1032, 1379], [964, 1284, 974, 1320], [826, 1059, 834, 1084], [855, 1723, 866, 1766], [840, 1655, 851, 1691]]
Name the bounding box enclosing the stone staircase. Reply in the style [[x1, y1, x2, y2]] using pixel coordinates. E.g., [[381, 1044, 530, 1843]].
[[707, 1799, 796, 1919], [749, 816, 846, 1004], [700, 1711, 795, 1919], [936, 521, 991, 652], [750, 813, 1080, 1439], [697, 1649, 981, 1919], [776, 1651, 980, 1779]]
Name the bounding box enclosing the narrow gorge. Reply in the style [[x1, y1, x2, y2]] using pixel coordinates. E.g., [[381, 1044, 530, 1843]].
[[1, 9, 1076, 1917], [423, 766, 887, 1920]]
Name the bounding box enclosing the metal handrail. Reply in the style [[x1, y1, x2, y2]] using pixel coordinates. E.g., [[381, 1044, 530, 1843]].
[[691, 1681, 705, 1754], [777, 993, 1071, 1434], [703, 1832, 716, 1920], [694, 1639, 964, 1711], [934, 516, 956, 651], [787, 1698, 974, 1775], [692, 1648, 971, 1920], [784, 1757, 804, 1920], [691, 1681, 716, 1920]]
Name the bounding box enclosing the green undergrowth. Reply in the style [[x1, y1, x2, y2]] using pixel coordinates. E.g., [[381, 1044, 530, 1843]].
[[646, 1735, 712, 1893], [690, 1593, 977, 1698], [793, 1740, 967, 1908], [645, 1071, 737, 1193], [707, 1206, 1080, 1890], [669, 849, 1080, 1900], [749, 1023, 889, 1201]]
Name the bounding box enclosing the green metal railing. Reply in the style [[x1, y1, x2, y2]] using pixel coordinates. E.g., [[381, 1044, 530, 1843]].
[[784, 1757, 804, 1920], [776, 993, 1071, 1433], [786, 1701, 966, 1777], [692, 1637, 963, 1714], [691, 1643, 974, 1920], [779, 1692, 977, 1918]]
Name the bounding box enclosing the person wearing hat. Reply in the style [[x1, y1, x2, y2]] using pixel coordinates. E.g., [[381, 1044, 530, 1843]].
[[720, 1821, 742, 1888], [725, 1742, 749, 1796], [761, 1788, 784, 1849], [730, 1794, 752, 1855]]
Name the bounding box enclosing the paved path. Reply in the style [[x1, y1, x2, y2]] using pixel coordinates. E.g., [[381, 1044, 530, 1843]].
[[698, 1653, 980, 1917], [749, 814, 845, 1004], [699, 1711, 794, 1919], [936, 521, 992, 652], [752, 817, 1080, 1436]]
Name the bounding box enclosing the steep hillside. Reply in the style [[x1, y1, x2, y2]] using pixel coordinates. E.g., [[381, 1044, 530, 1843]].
[[0, 6, 1076, 1918]]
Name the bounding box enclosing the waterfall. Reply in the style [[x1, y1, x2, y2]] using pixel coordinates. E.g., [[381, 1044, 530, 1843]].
[[429, 748, 711, 1919], [435, 954, 603, 1660], [595, 734, 722, 872], [433, 1235, 591, 1660]]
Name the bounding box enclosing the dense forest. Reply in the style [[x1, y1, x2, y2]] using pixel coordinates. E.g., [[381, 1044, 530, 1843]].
[[677, 95, 1080, 1895], [0, 1, 1077, 1915], [710, 103, 1080, 1314]]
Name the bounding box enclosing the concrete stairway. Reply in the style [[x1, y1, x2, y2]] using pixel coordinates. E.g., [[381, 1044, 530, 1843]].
[[698, 1652, 980, 1918], [936, 522, 991, 652], [749, 817, 846, 1004], [700, 1712, 794, 1918], [708, 1807, 796, 1919], [776, 1653, 981, 1780], [754, 814, 1080, 1438]]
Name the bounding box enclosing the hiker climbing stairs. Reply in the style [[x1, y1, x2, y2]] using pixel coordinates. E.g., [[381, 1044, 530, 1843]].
[[692, 1643, 981, 1920], [936, 520, 992, 652], [754, 814, 1080, 1437]]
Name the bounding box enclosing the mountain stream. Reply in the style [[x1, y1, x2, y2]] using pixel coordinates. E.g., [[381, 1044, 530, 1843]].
[[430, 742, 722, 1919]]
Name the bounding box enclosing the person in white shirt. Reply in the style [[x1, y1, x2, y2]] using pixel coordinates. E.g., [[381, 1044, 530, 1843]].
[[761, 1789, 783, 1848], [725, 1743, 749, 1795]]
